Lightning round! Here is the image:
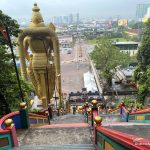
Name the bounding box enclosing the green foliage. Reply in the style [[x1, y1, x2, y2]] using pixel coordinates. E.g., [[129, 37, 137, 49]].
[[135, 19, 150, 103], [117, 99, 143, 108], [0, 11, 34, 112], [0, 10, 20, 45], [123, 98, 135, 107], [31, 108, 39, 114], [137, 19, 150, 68], [134, 66, 147, 84], [90, 36, 129, 85], [129, 22, 145, 29]]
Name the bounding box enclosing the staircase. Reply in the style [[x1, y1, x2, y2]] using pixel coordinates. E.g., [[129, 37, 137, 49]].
[[16, 114, 95, 150], [12, 144, 94, 150]]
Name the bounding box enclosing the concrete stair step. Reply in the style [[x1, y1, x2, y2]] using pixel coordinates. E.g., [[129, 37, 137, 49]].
[[12, 144, 95, 150], [17, 127, 92, 146]]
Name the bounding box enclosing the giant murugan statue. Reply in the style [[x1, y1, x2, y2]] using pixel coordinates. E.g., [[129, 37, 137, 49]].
[[17, 3, 62, 108]]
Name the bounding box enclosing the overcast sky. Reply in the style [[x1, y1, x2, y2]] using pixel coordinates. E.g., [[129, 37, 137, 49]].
[[0, 0, 150, 21]]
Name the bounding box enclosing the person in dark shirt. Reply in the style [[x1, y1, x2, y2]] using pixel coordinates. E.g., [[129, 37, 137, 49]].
[[48, 104, 53, 119], [73, 106, 77, 115]]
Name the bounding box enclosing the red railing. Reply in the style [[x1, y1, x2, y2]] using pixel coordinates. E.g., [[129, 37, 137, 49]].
[[0, 111, 20, 129], [96, 126, 150, 150], [0, 129, 10, 134], [130, 108, 150, 115], [0, 112, 20, 147], [29, 113, 47, 118]]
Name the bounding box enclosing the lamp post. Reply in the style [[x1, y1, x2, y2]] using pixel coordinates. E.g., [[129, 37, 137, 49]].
[[0, 25, 24, 102], [53, 81, 58, 109], [55, 74, 61, 108]]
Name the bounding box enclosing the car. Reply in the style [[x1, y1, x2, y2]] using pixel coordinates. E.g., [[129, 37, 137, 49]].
[[67, 50, 71, 54]]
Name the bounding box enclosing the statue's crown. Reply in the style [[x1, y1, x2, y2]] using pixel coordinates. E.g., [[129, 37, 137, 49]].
[[29, 3, 45, 27]]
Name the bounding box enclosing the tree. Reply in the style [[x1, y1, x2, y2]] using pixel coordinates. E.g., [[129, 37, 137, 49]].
[[129, 22, 145, 29], [137, 19, 150, 68], [90, 36, 129, 86], [0, 11, 33, 116], [134, 19, 150, 103]]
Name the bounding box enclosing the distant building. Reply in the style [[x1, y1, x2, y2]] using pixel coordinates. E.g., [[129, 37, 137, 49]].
[[52, 13, 79, 25], [136, 3, 150, 21], [118, 19, 128, 26], [143, 7, 150, 22], [76, 13, 80, 24], [58, 35, 73, 43], [68, 14, 73, 24], [114, 42, 139, 56], [92, 20, 112, 28], [63, 16, 69, 24], [125, 29, 139, 37], [52, 16, 57, 25]]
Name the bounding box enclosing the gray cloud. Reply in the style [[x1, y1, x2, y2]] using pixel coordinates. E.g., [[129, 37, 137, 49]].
[[0, 0, 150, 21]]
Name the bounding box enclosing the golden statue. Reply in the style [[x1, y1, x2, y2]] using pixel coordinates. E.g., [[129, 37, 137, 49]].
[[17, 3, 62, 108]]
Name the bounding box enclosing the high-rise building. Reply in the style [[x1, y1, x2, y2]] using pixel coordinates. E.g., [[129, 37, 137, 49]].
[[143, 7, 150, 22], [63, 16, 69, 24], [52, 16, 57, 25], [52, 16, 63, 25], [136, 3, 150, 21], [68, 14, 73, 24], [76, 13, 80, 24], [58, 16, 63, 25], [51, 13, 79, 26], [72, 13, 80, 24]]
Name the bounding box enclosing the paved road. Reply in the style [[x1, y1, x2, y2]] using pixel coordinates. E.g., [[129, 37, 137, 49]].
[[60, 41, 90, 94]]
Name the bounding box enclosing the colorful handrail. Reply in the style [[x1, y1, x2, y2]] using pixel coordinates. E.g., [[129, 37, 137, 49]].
[[29, 113, 47, 118], [28, 113, 48, 126], [0, 111, 20, 129], [96, 126, 150, 150], [130, 109, 150, 115], [0, 112, 20, 149]]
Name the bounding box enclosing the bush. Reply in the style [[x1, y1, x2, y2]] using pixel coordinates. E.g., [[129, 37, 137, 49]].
[[31, 108, 39, 114]]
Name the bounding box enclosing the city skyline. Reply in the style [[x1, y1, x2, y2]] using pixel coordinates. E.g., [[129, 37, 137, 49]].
[[0, 0, 150, 21]]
